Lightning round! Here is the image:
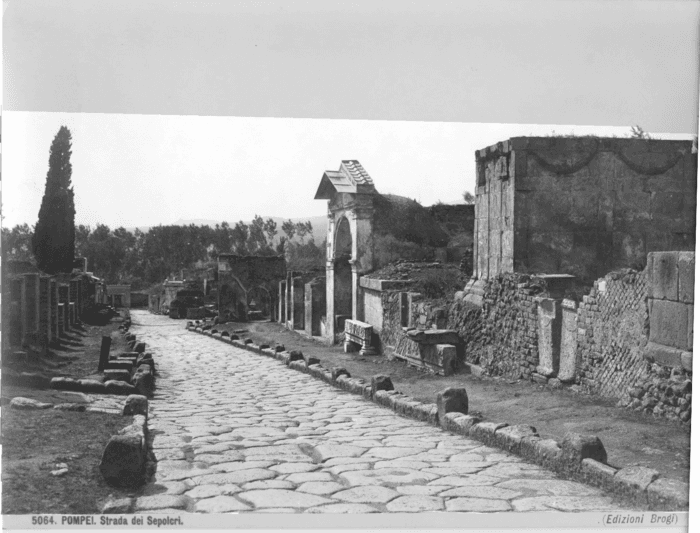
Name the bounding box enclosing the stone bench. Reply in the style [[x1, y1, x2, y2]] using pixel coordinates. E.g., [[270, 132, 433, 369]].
[[344, 319, 377, 356]]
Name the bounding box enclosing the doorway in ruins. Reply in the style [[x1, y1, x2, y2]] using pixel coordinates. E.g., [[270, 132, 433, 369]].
[[247, 286, 272, 321], [334, 216, 353, 330]]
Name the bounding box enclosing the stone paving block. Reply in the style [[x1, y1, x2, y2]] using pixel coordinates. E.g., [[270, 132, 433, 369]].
[[494, 424, 538, 455], [612, 466, 660, 506], [134, 494, 191, 512], [580, 458, 618, 492], [296, 481, 345, 495], [312, 444, 365, 462], [306, 503, 379, 513], [646, 477, 690, 511], [238, 489, 333, 508], [194, 495, 251, 513], [445, 497, 512, 512], [102, 497, 134, 514], [385, 495, 444, 512], [332, 486, 399, 503], [469, 422, 508, 447]]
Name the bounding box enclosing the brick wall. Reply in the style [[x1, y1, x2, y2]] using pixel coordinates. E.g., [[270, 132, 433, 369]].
[[576, 269, 649, 398], [450, 273, 541, 378]]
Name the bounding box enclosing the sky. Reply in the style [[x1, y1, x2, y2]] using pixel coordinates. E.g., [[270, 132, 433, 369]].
[[2, 0, 699, 230], [2, 113, 694, 229]]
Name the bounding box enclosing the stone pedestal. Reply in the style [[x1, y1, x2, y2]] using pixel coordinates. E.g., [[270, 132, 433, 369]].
[[558, 299, 578, 382], [344, 319, 376, 355]]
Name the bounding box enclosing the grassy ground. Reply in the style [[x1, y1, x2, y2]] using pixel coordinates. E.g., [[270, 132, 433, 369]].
[[1, 409, 134, 514], [213, 319, 691, 484], [1, 312, 135, 514]]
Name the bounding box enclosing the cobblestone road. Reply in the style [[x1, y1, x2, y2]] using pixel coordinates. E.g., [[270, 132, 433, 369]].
[[131, 311, 628, 514]]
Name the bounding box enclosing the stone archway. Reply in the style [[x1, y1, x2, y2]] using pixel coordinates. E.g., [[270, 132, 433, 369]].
[[315, 160, 378, 343], [333, 217, 353, 329]]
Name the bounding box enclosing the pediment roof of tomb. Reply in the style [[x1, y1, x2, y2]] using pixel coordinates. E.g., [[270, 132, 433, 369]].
[[314, 160, 377, 199]]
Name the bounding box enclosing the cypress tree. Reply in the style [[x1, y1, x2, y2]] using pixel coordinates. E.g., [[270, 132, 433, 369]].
[[32, 126, 76, 274]]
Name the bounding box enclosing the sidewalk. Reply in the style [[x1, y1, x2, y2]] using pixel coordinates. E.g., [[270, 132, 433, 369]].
[[212, 319, 691, 484]]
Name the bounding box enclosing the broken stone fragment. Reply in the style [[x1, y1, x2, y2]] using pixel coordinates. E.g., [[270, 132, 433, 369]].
[[10, 397, 53, 410], [105, 380, 138, 395]]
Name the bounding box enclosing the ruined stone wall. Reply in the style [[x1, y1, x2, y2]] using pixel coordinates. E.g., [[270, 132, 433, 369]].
[[576, 269, 649, 399], [513, 137, 696, 282], [450, 273, 540, 378], [378, 291, 420, 358], [475, 137, 696, 283]]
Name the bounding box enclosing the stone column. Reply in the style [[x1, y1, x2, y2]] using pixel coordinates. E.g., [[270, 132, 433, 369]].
[[536, 297, 561, 378], [278, 280, 286, 323], [51, 280, 59, 340], [23, 273, 41, 344]]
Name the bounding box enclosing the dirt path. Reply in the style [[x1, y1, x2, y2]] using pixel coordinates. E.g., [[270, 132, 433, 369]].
[[211, 319, 691, 484]]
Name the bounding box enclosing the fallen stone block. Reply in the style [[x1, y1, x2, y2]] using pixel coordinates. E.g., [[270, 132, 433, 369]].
[[123, 395, 149, 417], [10, 397, 53, 410], [494, 424, 538, 455], [559, 433, 607, 474], [275, 345, 285, 352], [646, 477, 690, 511], [612, 466, 659, 506], [54, 403, 87, 412], [436, 387, 469, 421], [105, 380, 138, 395], [468, 422, 508, 447], [371, 375, 394, 397], [408, 329, 461, 345], [100, 433, 146, 488]]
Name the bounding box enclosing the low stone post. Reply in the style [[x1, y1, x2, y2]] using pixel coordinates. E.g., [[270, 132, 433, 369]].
[[98, 336, 112, 372]]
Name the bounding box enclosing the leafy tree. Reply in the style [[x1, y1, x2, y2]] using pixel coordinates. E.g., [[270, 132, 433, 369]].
[[281, 219, 296, 240], [295, 221, 313, 242], [32, 126, 76, 273], [1, 223, 35, 263], [463, 191, 475, 204], [630, 125, 651, 140]]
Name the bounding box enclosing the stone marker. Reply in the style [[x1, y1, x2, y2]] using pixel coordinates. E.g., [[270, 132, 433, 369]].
[[331, 367, 350, 381], [134, 342, 146, 353], [436, 388, 469, 420], [123, 395, 149, 417], [371, 375, 394, 397], [100, 433, 145, 487], [98, 336, 112, 372]]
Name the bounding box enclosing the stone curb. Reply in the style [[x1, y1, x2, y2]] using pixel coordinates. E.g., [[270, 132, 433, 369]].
[[185, 323, 689, 511]]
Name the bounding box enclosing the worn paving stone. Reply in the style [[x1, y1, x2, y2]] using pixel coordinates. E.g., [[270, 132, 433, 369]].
[[194, 496, 251, 513], [385, 495, 445, 513], [238, 489, 333, 508], [130, 311, 633, 514], [296, 481, 345, 495], [445, 497, 512, 512], [332, 486, 400, 503]]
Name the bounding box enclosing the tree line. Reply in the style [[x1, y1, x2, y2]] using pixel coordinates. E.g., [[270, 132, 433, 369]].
[[2, 218, 324, 290]]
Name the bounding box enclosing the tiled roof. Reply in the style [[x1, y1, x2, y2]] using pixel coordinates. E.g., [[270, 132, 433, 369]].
[[314, 160, 377, 199], [340, 160, 374, 186]]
